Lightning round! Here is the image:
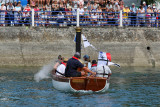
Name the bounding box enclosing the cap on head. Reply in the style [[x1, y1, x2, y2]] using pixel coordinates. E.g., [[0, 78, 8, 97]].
[[115, 2, 118, 5], [83, 55, 89, 59], [132, 3, 135, 5], [92, 60, 97, 64], [143, 1, 146, 4], [74, 52, 80, 58], [153, 6, 156, 8]]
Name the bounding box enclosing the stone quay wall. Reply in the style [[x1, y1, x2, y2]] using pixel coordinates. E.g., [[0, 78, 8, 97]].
[[0, 27, 160, 67]]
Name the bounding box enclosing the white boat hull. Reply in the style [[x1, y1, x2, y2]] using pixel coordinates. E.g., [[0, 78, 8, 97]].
[[52, 79, 110, 93]]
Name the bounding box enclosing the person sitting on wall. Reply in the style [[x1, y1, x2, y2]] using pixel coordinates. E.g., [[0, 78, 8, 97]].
[[64, 52, 96, 77], [56, 58, 68, 76], [57, 12, 65, 26]]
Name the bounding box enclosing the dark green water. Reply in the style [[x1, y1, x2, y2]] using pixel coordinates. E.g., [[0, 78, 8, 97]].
[[0, 67, 160, 107]]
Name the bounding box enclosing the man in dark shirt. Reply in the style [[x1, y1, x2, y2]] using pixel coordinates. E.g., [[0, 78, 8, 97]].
[[65, 52, 96, 77]]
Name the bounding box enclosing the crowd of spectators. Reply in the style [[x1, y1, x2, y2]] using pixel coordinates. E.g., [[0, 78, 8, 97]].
[[0, 0, 160, 27]]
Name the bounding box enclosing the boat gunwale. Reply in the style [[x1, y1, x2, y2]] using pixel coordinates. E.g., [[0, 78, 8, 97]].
[[51, 71, 109, 83]]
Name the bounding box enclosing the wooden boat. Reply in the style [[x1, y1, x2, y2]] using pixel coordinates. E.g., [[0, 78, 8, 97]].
[[51, 70, 110, 92]]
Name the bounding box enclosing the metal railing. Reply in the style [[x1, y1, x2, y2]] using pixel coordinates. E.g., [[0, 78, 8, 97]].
[[0, 9, 160, 27]]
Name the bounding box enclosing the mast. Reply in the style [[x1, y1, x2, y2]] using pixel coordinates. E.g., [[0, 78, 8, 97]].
[[75, 9, 82, 58]]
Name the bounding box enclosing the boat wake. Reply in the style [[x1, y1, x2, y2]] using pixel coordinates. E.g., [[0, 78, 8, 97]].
[[72, 90, 93, 94], [34, 60, 55, 82]]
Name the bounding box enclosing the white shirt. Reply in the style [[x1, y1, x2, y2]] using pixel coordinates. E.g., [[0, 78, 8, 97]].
[[56, 64, 66, 76], [46, 4, 51, 11], [90, 66, 97, 73], [78, 8, 84, 15], [1, 6, 6, 10], [96, 65, 112, 78], [14, 6, 21, 11], [92, 14, 98, 19]]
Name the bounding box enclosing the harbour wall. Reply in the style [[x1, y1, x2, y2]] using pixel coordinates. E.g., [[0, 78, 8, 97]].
[[0, 27, 160, 67]]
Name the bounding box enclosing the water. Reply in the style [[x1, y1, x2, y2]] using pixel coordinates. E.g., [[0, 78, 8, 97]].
[[0, 66, 160, 107]]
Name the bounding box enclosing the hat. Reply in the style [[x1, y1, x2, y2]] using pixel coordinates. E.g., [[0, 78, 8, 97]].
[[132, 3, 135, 5], [74, 52, 80, 58], [148, 5, 151, 7], [63, 58, 68, 62], [83, 55, 89, 59], [115, 2, 118, 5], [143, 1, 146, 4], [92, 60, 97, 64], [84, 6, 87, 9], [153, 6, 156, 8], [1, 2, 5, 5]]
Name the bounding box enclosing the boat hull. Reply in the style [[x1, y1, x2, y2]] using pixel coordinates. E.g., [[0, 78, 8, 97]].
[[51, 72, 110, 92]]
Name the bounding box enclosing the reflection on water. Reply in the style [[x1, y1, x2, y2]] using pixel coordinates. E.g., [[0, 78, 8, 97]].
[[0, 66, 160, 107]]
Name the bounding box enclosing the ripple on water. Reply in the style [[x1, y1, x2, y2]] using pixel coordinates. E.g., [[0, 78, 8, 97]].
[[0, 67, 160, 107]]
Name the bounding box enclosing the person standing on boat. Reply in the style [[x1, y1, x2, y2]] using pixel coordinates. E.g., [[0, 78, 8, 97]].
[[53, 55, 63, 70], [56, 58, 68, 76], [65, 52, 96, 77]]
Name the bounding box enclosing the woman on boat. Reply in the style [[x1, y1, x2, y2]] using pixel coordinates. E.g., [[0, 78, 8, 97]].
[[56, 58, 68, 76], [65, 52, 96, 77], [53, 55, 64, 70]]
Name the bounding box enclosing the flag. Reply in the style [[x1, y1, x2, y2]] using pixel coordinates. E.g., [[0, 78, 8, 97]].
[[82, 34, 97, 50], [97, 52, 111, 66], [97, 51, 120, 67], [108, 62, 121, 67]]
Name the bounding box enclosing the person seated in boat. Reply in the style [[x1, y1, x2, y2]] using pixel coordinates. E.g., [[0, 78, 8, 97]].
[[56, 58, 68, 76], [83, 55, 91, 69], [96, 65, 112, 79], [53, 55, 63, 70], [64, 52, 96, 77], [90, 60, 97, 73]]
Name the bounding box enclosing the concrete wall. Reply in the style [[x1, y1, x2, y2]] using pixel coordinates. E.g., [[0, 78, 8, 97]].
[[0, 27, 160, 67], [123, 0, 141, 7]]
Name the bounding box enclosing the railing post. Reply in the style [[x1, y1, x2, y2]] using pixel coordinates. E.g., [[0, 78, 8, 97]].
[[77, 9, 80, 27], [120, 10, 123, 27], [31, 8, 35, 27]]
